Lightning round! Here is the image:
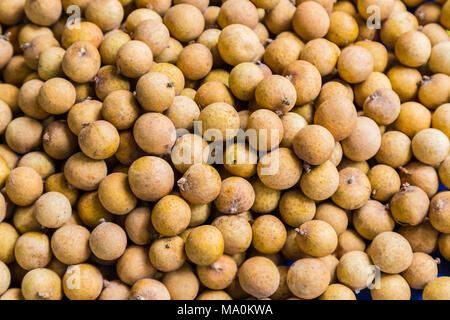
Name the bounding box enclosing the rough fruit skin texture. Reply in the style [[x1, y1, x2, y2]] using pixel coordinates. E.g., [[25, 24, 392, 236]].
[[293, 125, 335, 165], [423, 277, 450, 300], [185, 225, 224, 266], [337, 251, 375, 290], [238, 257, 280, 299], [389, 185, 430, 226], [63, 264, 103, 300], [287, 258, 330, 299], [178, 164, 222, 205]]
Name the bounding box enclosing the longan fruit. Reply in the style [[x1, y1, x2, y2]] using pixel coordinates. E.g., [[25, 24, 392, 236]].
[[0, 0, 25, 25], [152, 195, 191, 236], [94, 65, 131, 101], [238, 256, 280, 299], [218, 0, 258, 29], [128, 156, 174, 202], [125, 8, 162, 33], [197, 290, 232, 300], [418, 74, 450, 110], [398, 219, 438, 255], [64, 152, 107, 191], [149, 236, 186, 272], [21, 268, 62, 300], [77, 120, 120, 160], [42, 121, 76, 160], [370, 274, 411, 300], [212, 215, 252, 255], [314, 202, 348, 236], [251, 179, 281, 214], [280, 112, 307, 149], [134, 20, 169, 58], [150, 63, 185, 96], [390, 185, 429, 226], [133, 113, 176, 156], [129, 279, 171, 300], [423, 277, 450, 300], [0, 37, 13, 70], [98, 172, 137, 215], [402, 252, 438, 290], [440, 157, 450, 189], [428, 40, 450, 75], [319, 284, 356, 300], [341, 116, 381, 161], [263, 36, 304, 75], [36, 78, 75, 115], [22, 34, 59, 71], [218, 24, 264, 66], [316, 81, 353, 109], [412, 128, 449, 166], [116, 246, 156, 286], [393, 101, 431, 138], [357, 0, 394, 20], [295, 220, 337, 258], [214, 177, 255, 214], [85, 0, 124, 32], [16, 151, 55, 178], [0, 288, 24, 300], [197, 255, 237, 290], [176, 43, 213, 81], [337, 251, 375, 290], [228, 63, 264, 102], [34, 192, 71, 228], [387, 66, 422, 102], [300, 38, 339, 77], [335, 230, 366, 258], [67, 100, 103, 135], [337, 45, 374, 83], [246, 109, 284, 152], [5, 116, 43, 154], [279, 189, 315, 228], [353, 200, 395, 240], [165, 96, 199, 131], [2, 56, 33, 87], [198, 102, 240, 142], [264, 0, 296, 34], [326, 11, 358, 47], [185, 225, 224, 266], [0, 144, 18, 170], [0, 222, 19, 264], [24, 0, 62, 26], [355, 40, 388, 73], [63, 264, 103, 300], [300, 160, 339, 201], [367, 164, 401, 202], [99, 280, 130, 300], [429, 191, 450, 233], [14, 232, 51, 271], [170, 134, 209, 174], [292, 1, 330, 41], [90, 222, 127, 261], [287, 258, 330, 300], [194, 82, 234, 109], [252, 215, 286, 254], [422, 23, 450, 46], [116, 41, 153, 79], [367, 231, 413, 274], [380, 11, 418, 49], [163, 4, 205, 43], [102, 90, 139, 131], [332, 167, 371, 210], [0, 157, 9, 190], [223, 143, 257, 178], [284, 60, 321, 106], [51, 225, 90, 265], [0, 100, 12, 135], [135, 72, 175, 112], [395, 30, 431, 68], [162, 264, 199, 300], [61, 21, 104, 49], [439, 233, 450, 261], [314, 96, 357, 141], [99, 30, 131, 65], [257, 148, 302, 190], [5, 167, 43, 206], [62, 41, 101, 84], [293, 125, 335, 165], [124, 207, 155, 246], [363, 88, 401, 125]]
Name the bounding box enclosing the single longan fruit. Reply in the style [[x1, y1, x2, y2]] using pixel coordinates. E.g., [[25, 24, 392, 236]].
[[400, 162, 439, 198], [134, 20, 169, 57], [149, 236, 186, 272], [293, 125, 335, 165], [34, 192, 71, 228], [67, 100, 102, 135], [292, 1, 330, 41], [162, 264, 199, 300], [429, 191, 450, 233], [315, 202, 348, 235], [170, 134, 209, 174], [42, 121, 77, 160], [116, 246, 156, 286], [197, 255, 237, 290], [295, 220, 338, 257], [341, 116, 381, 161], [387, 66, 422, 102], [5, 116, 43, 154], [422, 23, 450, 46], [390, 185, 429, 226], [257, 148, 302, 190], [150, 63, 185, 96], [61, 21, 103, 49], [90, 222, 127, 261], [357, 0, 394, 20], [0, 260, 10, 296], [212, 215, 252, 255], [380, 11, 418, 49], [218, 24, 264, 66], [239, 257, 280, 299], [337, 46, 374, 83], [78, 120, 120, 160], [62, 41, 101, 84], [94, 65, 130, 101], [165, 96, 200, 131], [98, 172, 137, 215], [0, 100, 12, 135], [0, 288, 24, 300], [21, 268, 62, 300], [398, 219, 438, 254], [246, 109, 284, 152], [177, 43, 213, 81], [124, 207, 156, 245], [214, 177, 255, 214], [229, 62, 265, 101], [402, 252, 438, 290], [125, 8, 162, 33], [51, 225, 90, 265], [5, 167, 43, 206], [251, 179, 281, 214], [441, 0, 450, 29], [16, 151, 55, 179], [2, 55, 33, 87], [337, 251, 375, 290], [0, 0, 25, 25], [63, 264, 103, 300], [0, 222, 19, 264], [287, 258, 330, 300], [198, 102, 240, 142], [252, 215, 287, 254], [102, 91, 139, 131], [427, 41, 450, 75], [99, 30, 130, 66], [353, 200, 395, 240], [370, 274, 411, 300], [355, 40, 388, 73], [279, 189, 315, 228], [335, 229, 366, 258], [283, 60, 321, 106], [395, 30, 431, 67], [24, 0, 61, 26], [64, 152, 107, 191], [130, 279, 170, 300], [223, 142, 257, 178], [418, 74, 450, 110], [319, 284, 356, 300], [412, 128, 449, 166], [264, 0, 296, 34], [393, 102, 431, 138], [423, 277, 450, 300], [300, 38, 339, 77], [133, 113, 176, 156], [314, 96, 357, 141], [152, 195, 191, 236], [135, 72, 175, 112], [326, 11, 358, 47], [440, 157, 450, 189], [263, 35, 304, 75], [163, 4, 205, 43], [367, 232, 413, 274], [332, 167, 371, 210], [116, 41, 152, 79], [14, 232, 51, 271], [37, 78, 76, 115], [185, 225, 224, 266], [363, 88, 401, 125], [368, 164, 401, 202], [177, 164, 221, 205], [99, 280, 130, 300], [194, 82, 234, 110], [300, 160, 339, 201], [128, 156, 174, 202], [218, 0, 258, 29], [280, 112, 307, 149], [85, 0, 124, 32]]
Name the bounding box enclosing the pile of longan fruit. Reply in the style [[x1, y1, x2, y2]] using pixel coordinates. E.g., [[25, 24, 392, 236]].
[[0, 0, 449, 301]]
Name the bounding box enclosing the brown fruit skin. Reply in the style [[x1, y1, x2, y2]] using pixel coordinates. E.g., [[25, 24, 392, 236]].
[[24, 0, 62, 26], [292, 1, 330, 41], [287, 258, 330, 300], [255, 75, 297, 114], [129, 279, 170, 300], [357, 0, 394, 20], [194, 81, 234, 109], [177, 43, 213, 81], [402, 252, 438, 290], [375, 131, 412, 169], [136, 72, 175, 112], [429, 39, 450, 75], [395, 30, 431, 68], [315, 202, 348, 236], [178, 164, 222, 205], [98, 173, 137, 215], [0, 222, 19, 264], [300, 39, 339, 77], [367, 231, 413, 274], [62, 41, 101, 84], [85, 0, 124, 32], [418, 74, 450, 110], [390, 185, 429, 226], [102, 90, 139, 131], [124, 207, 156, 246], [441, 157, 450, 190], [63, 264, 103, 300], [21, 268, 62, 300], [134, 20, 169, 57], [412, 128, 449, 166], [162, 264, 199, 300], [212, 215, 252, 255], [326, 11, 358, 47], [246, 109, 284, 152], [370, 274, 411, 300], [133, 113, 176, 156], [355, 40, 388, 73], [163, 4, 205, 43], [251, 179, 281, 214], [363, 88, 401, 126], [14, 232, 51, 271], [67, 100, 102, 136], [197, 255, 237, 290], [62, 21, 104, 49], [152, 195, 191, 237], [89, 222, 127, 261], [218, 0, 259, 29], [116, 246, 156, 286], [263, 36, 304, 76], [439, 233, 450, 261], [319, 284, 356, 300], [252, 215, 287, 254], [0, 0, 26, 25], [51, 225, 91, 265], [78, 120, 120, 160], [5, 116, 43, 154], [368, 164, 401, 202], [422, 23, 450, 46], [5, 167, 43, 206], [279, 189, 316, 228], [284, 60, 321, 106], [99, 280, 130, 300], [300, 160, 339, 201], [264, 0, 295, 34], [214, 177, 255, 214], [185, 225, 224, 266], [42, 121, 77, 160], [149, 236, 186, 273], [314, 96, 357, 141], [332, 167, 371, 211], [239, 256, 280, 299], [423, 277, 450, 300], [393, 102, 431, 138], [387, 66, 422, 102], [337, 251, 375, 290], [338, 46, 374, 84], [429, 191, 450, 233], [293, 125, 335, 165], [295, 220, 338, 258], [116, 41, 153, 79], [353, 200, 395, 240], [34, 192, 72, 228], [398, 220, 439, 254], [335, 230, 366, 258], [64, 152, 107, 191], [76, 192, 114, 228], [341, 116, 381, 162]]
